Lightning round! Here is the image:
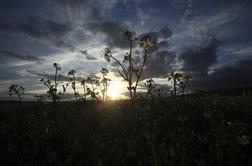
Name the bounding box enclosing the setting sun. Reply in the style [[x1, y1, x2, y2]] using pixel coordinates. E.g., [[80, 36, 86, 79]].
[[107, 81, 121, 100]]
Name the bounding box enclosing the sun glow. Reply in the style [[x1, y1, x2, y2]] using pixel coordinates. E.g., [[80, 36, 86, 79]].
[[107, 81, 121, 100]]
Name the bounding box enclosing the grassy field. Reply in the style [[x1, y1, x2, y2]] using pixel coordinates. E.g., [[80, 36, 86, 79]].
[[0, 96, 251, 166]]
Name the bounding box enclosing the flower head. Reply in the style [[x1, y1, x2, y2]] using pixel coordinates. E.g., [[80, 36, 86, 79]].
[[53, 63, 61, 70], [139, 35, 152, 50], [238, 135, 250, 146], [68, 70, 76, 76]]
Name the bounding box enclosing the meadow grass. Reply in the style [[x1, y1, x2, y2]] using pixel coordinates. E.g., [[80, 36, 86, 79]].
[[0, 96, 251, 166]]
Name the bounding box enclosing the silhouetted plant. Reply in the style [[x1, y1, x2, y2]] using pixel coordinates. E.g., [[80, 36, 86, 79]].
[[178, 75, 192, 95], [145, 78, 164, 99], [68, 69, 80, 101], [168, 72, 182, 96], [145, 78, 155, 99], [81, 79, 87, 101], [34, 94, 46, 108], [40, 62, 70, 104], [133, 35, 152, 98], [105, 31, 152, 104], [100, 67, 111, 101], [8, 84, 25, 104], [86, 77, 100, 101], [34, 94, 46, 102], [156, 86, 164, 97], [168, 72, 193, 96]]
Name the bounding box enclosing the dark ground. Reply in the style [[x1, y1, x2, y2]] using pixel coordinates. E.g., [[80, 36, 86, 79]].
[[0, 96, 251, 166]]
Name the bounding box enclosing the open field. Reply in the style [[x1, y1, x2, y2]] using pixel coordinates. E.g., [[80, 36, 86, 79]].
[[0, 96, 251, 166]]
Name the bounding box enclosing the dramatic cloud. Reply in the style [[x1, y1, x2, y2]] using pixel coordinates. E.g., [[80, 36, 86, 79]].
[[27, 69, 100, 82], [140, 26, 172, 43], [139, 26, 174, 79], [79, 50, 97, 60], [179, 35, 222, 75], [54, 40, 75, 52], [138, 26, 173, 74], [148, 40, 169, 54], [0, 16, 72, 40], [85, 21, 130, 49], [85, 23, 172, 50], [192, 59, 252, 90], [170, 0, 193, 10], [27, 69, 71, 82], [0, 50, 45, 64], [137, 8, 159, 26], [142, 51, 176, 79], [52, 0, 104, 21], [225, 44, 252, 58]]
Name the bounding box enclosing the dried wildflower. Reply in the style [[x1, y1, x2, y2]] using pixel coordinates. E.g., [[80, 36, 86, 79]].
[[139, 35, 152, 50], [40, 63, 70, 103], [9, 84, 25, 104], [238, 135, 250, 146], [104, 30, 151, 105]]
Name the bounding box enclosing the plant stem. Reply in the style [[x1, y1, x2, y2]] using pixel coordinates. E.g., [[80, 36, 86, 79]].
[[134, 49, 147, 99]]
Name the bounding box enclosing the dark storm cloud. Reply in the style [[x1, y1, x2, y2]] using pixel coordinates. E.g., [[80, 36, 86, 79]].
[[54, 40, 75, 52], [52, 0, 103, 21], [0, 15, 76, 56], [191, 59, 252, 90], [27, 70, 71, 82], [138, 26, 174, 79], [85, 21, 173, 50], [148, 40, 169, 54], [80, 50, 88, 55], [0, 16, 72, 40], [142, 51, 176, 79], [137, 26, 173, 61], [139, 26, 172, 44], [85, 22, 173, 52], [79, 50, 97, 60], [85, 21, 130, 49], [52, 0, 89, 10], [179, 35, 222, 75], [0, 66, 24, 81], [0, 50, 45, 64], [27, 69, 100, 82]]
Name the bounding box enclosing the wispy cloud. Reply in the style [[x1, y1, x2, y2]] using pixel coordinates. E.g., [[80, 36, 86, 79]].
[[0, 50, 45, 64], [78, 50, 97, 60]]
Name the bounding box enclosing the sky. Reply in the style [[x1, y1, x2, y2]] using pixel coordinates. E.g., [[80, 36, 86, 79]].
[[0, 0, 252, 100]]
